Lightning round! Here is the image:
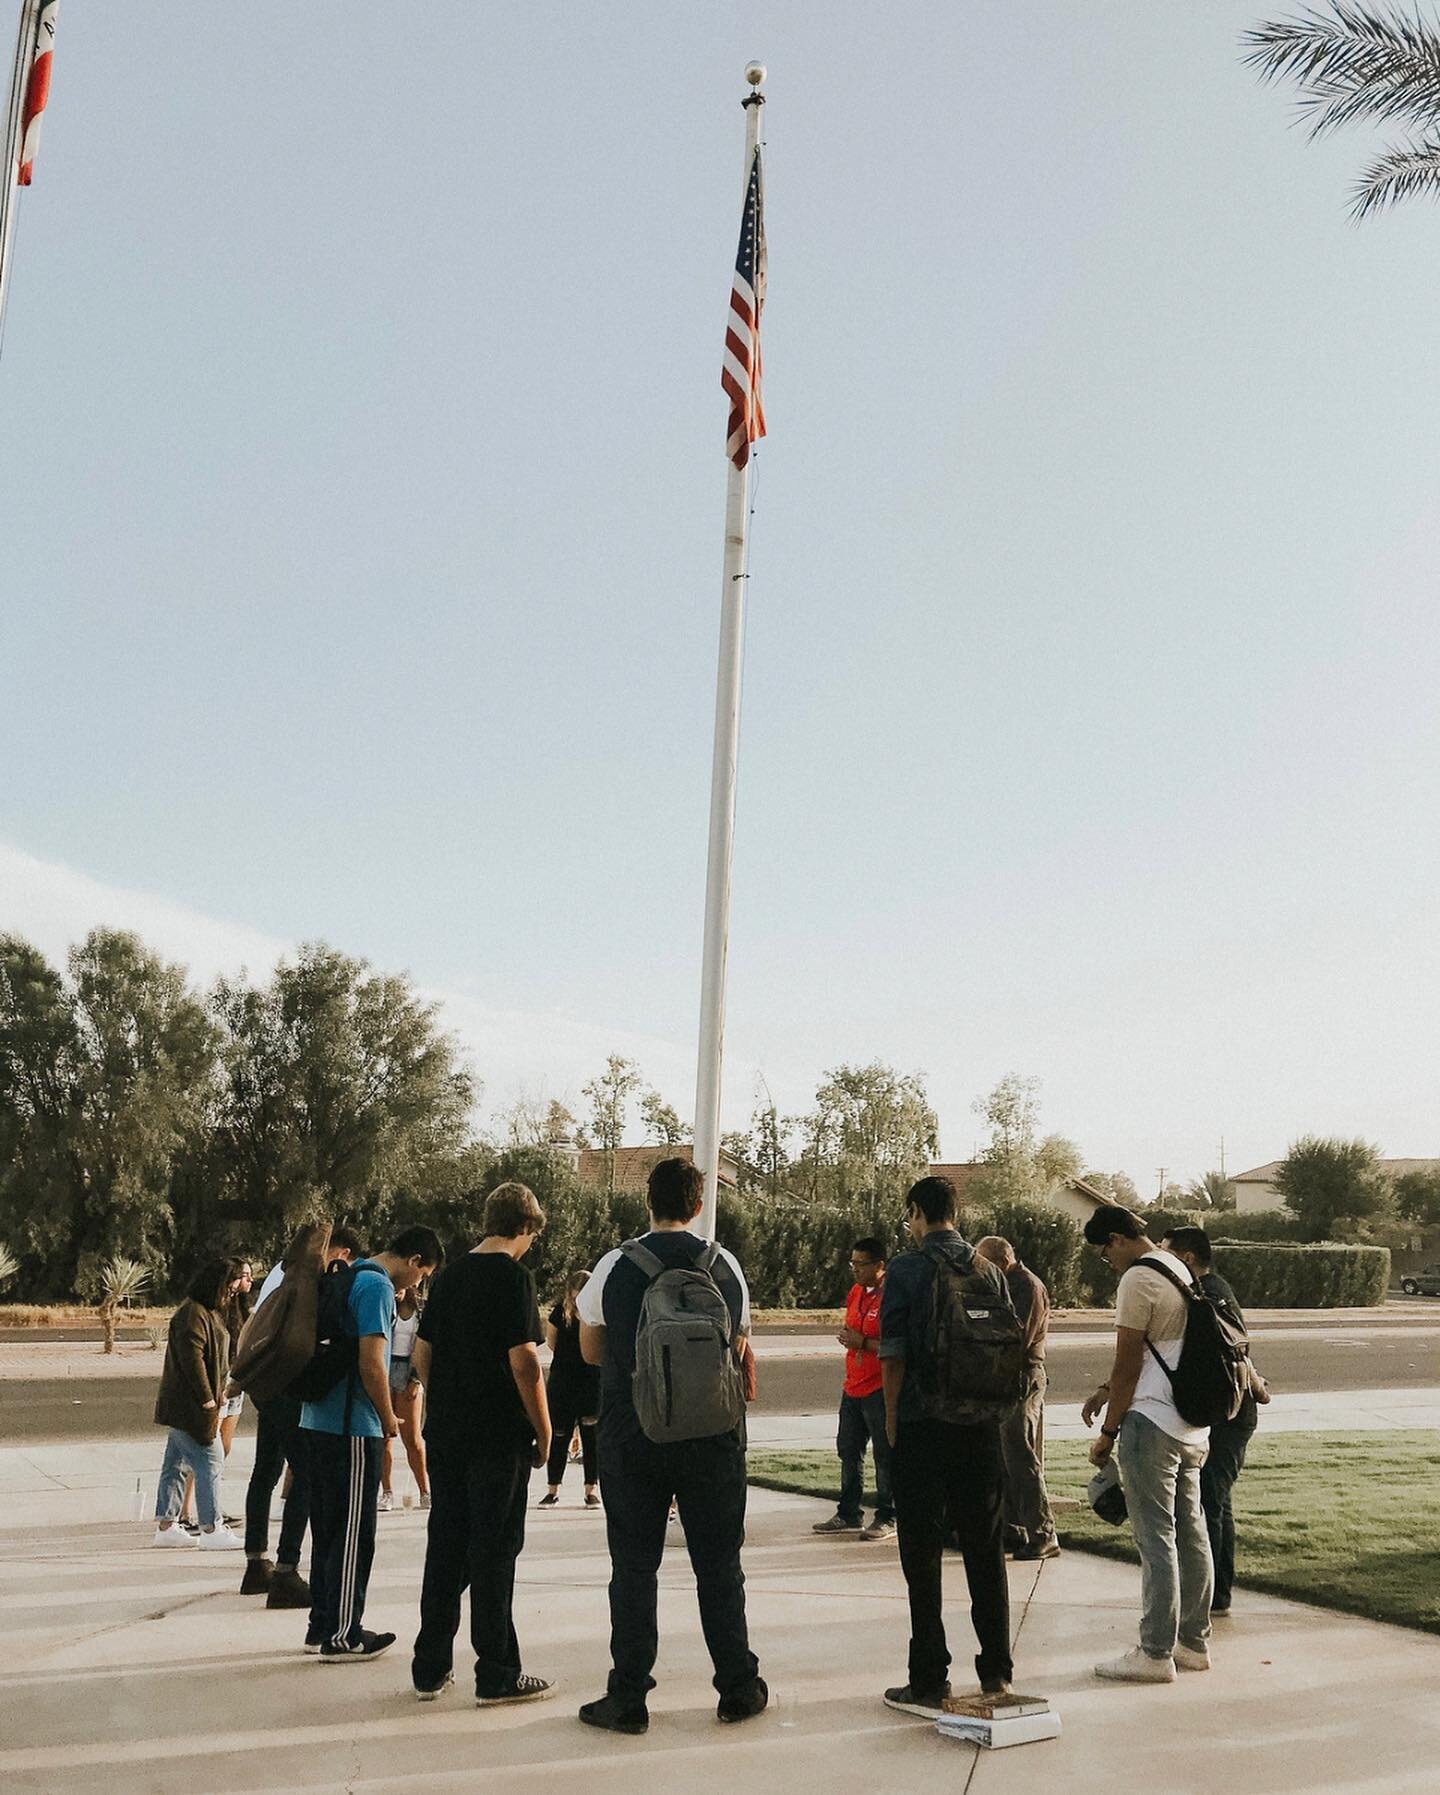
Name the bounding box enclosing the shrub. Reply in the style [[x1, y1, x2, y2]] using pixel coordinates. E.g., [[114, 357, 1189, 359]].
[[960, 1197, 1082, 1306], [1211, 1242, 1390, 1308]]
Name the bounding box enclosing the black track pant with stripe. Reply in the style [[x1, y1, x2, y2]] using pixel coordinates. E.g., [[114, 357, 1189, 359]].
[[306, 1430, 382, 1649]]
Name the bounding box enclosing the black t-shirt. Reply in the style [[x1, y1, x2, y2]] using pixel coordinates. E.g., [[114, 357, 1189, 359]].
[[547, 1303, 601, 1404], [417, 1251, 543, 1447], [593, 1231, 746, 1443]]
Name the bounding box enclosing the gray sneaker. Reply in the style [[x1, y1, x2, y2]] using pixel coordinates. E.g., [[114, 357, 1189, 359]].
[[859, 1518, 896, 1541], [812, 1514, 862, 1534]]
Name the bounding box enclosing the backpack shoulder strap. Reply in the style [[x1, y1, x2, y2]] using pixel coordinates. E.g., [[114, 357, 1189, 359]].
[[619, 1238, 667, 1282], [1135, 1254, 1197, 1298], [692, 1240, 721, 1275]]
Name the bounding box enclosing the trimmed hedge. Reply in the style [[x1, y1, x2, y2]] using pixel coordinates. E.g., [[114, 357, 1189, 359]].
[[1211, 1241, 1390, 1308]]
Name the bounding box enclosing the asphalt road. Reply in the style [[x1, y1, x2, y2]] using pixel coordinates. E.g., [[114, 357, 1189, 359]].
[[3, 1318, 1437, 1442]]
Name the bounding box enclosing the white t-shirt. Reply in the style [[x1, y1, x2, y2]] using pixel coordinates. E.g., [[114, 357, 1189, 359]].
[[1115, 1248, 1209, 1446], [391, 1312, 421, 1358], [577, 1235, 752, 1332], [254, 1261, 285, 1311]]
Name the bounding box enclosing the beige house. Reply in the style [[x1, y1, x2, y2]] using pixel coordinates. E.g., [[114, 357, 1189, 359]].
[[926, 1162, 1109, 1229], [1235, 1156, 1440, 1215]]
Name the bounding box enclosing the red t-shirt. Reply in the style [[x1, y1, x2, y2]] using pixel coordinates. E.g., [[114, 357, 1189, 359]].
[[843, 1281, 884, 1398]]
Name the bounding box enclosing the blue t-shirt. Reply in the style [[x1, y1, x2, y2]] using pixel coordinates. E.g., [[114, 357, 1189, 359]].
[[300, 1261, 395, 1438]]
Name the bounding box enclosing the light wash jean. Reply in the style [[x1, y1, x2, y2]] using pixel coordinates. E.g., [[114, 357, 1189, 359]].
[[154, 1427, 224, 1528], [1119, 1409, 1213, 1658]]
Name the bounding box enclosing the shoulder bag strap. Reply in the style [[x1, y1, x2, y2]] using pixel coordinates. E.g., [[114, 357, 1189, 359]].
[[619, 1238, 667, 1282]]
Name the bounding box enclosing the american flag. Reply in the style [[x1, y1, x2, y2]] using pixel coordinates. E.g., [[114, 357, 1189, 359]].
[[722, 145, 766, 469], [16, 0, 57, 186]]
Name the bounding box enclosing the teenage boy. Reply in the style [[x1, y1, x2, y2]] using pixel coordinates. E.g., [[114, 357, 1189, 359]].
[[240, 1225, 364, 1605], [1160, 1226, 1269, 1617], [575, 1157, 766, 1735], [410, 1182, 555, 1706], [974, 1235, 1058, 1561], [812, 1237, 894, 1541], [879, 1176, 1014, 1717], [301, 1224, 443, 1662], [1081, 1205, 1212, 1683]]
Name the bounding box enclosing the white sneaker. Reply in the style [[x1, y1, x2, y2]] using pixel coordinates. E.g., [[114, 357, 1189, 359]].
[[378, 1490, 394, 1513], [1173, 1643, 1211, 1672], [152, 1524, 196, 1547], [1094, 1647, 1176, 1684], [198, 1525, 246, 1551]]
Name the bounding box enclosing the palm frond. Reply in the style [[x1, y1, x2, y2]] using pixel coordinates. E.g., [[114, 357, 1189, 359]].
[[100, 1256, 151, 1304], [1244, 5, 1440, 136], [0, 1243, 19, 1287], [1351, 132, 1440, 209]]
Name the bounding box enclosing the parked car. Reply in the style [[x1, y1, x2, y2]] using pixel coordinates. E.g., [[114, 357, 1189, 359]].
[[1399, 1265, 1440, 1297]]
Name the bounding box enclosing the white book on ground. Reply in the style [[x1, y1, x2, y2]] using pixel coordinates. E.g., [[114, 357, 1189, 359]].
[[936, 1708, 1062, 1749]]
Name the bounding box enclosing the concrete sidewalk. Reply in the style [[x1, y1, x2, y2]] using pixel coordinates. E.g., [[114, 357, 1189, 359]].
[[1, 1442, 1436, 1794]]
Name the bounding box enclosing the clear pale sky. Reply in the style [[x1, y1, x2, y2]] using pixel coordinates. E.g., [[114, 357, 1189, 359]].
[[3, 3, 1438, 1193]]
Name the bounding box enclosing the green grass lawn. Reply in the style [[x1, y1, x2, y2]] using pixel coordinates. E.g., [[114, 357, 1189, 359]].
[[749, 1431, 1440, 1636]]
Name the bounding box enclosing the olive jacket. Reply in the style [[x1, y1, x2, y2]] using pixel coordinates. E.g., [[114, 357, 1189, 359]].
[[153, 1299, 230, 1445]]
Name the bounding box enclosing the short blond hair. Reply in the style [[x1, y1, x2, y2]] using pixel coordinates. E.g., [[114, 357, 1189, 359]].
[[482, 1181, 545, 1239]]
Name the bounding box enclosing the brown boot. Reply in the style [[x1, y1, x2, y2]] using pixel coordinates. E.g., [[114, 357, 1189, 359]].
[[266, 1565, 311, 1609], [239, 1556, 273, 1596]]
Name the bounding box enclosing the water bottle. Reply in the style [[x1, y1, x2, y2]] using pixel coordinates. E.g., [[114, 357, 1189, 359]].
[[130, 1476, 146, 1521]]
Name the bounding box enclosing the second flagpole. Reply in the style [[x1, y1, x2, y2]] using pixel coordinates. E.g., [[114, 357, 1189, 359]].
[[693, 64, 766, 1239]]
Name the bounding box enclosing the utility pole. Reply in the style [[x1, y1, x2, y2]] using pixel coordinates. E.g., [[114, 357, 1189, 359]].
[[1155, 1167, 1167, 1202]]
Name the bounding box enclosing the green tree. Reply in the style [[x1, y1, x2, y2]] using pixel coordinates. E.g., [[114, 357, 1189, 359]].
[[582, 1055, 644, 1194], [207, 944, 474, 1260], [1273, 1135, 1388, 1241], [791, 1063, 938, 1205], [0, 930, 217, 1296], [98, 1255, 151, 1354], [1083, 1168, 1141, 1207], [1394, 1166, 1440, 1227], [1245, 6, 1440, 217], [1187, 1170, 1237, 1211], [972, 1076, 1081, 1207], [639, 1088, 690, 1146]]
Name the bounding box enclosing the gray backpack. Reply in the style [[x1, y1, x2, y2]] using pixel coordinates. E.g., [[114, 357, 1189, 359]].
[[620, 1238, 746, 1443]]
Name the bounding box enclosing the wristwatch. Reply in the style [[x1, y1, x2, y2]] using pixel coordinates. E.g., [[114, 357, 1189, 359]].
[[1100, 1425, 1119, 1440]]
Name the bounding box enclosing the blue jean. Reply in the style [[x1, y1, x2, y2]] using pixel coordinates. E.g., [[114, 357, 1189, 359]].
[[836, 1390, 893, 1523], [155, 1427, 223, 1527], [1119, 1410, 1213, 1658]]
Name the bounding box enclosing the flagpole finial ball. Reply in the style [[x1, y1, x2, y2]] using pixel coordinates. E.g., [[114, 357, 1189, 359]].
[[744, 63, 766, 87]]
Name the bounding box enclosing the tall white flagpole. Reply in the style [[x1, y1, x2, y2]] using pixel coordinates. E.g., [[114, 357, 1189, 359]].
[[0, 1, 38, 342], [694, 64, 766, 1240]]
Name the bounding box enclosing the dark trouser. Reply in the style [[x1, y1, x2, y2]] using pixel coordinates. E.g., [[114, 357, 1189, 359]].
[[412, 1434, 531, 1696], [243, 1393, 310, 1566], [306, 1431, 381, 1649], [836, 1389, 894, 1524], [545, 1383, 598, 1487], [893, 1417, 1012, 1692], [1199, 1400, 1256, 1610], [999, 1366, 1055, 1549], [599, 1422, 759, 1707]]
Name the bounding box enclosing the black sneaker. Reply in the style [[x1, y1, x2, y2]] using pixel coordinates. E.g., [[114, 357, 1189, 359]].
[[1011, 1539, 1061, 1561], [476, 1673, 554, 1707], [239, 1557, 274, 1595], [303, 1632, 324, 1655], [319, 1630, 396, 1662], [266, 1567, 312, 1609], [415, 1672, 455, 1703], [717, 1676, 768, 1724], [579, 1693, 649, 1735], [883, 1682, 950, 1718]]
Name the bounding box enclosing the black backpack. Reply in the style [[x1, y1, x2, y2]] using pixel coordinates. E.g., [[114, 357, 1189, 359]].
[[287, 1261, 387, 1405], [1136, 1255, 1249, 1428], [914, 1240, 1028, 1423]]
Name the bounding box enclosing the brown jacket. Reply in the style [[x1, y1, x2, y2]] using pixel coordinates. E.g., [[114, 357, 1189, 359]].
[[154, 1299, 230, 1444]]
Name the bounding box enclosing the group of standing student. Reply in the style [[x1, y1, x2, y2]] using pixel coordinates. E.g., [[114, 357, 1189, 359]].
[[808, 1183, 1267, 1712], [152, 1174, 1266, 1720], [153, 1257, 259, 1548]]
